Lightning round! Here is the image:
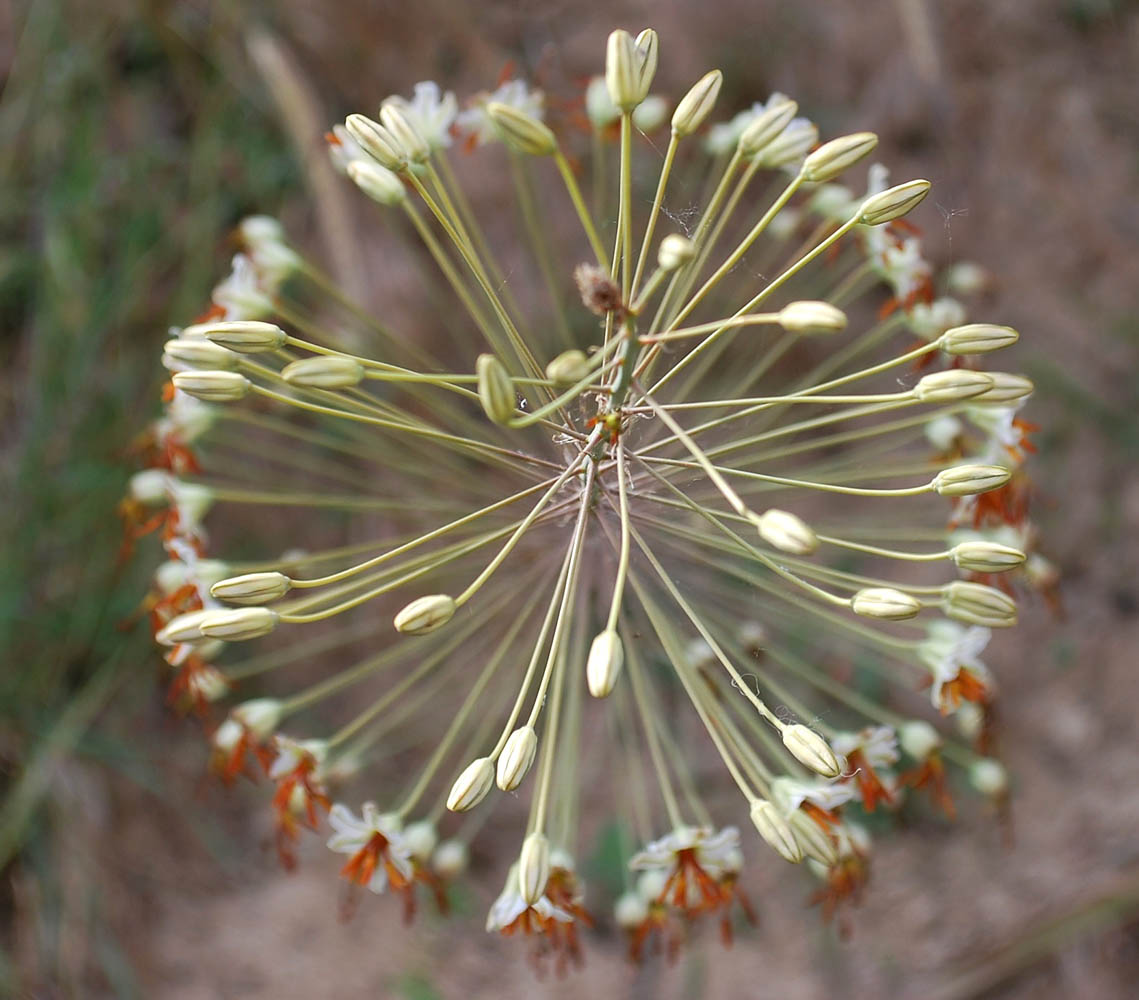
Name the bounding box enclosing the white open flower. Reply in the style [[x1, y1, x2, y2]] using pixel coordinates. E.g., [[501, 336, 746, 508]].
[[326, 802, 414, 894], [383, 81, 458, 151]]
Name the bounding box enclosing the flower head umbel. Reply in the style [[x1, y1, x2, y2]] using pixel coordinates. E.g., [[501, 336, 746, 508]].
[[129, 26, 1046, 967]]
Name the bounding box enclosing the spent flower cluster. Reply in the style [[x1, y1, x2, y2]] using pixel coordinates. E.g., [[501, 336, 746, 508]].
[[125, 27, 1053, 967]]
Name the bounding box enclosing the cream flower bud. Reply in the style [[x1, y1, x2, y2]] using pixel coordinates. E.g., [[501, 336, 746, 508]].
[[210, 571, 292, 605], [162, 339, 238, 371], [393, 594, 456, 635], [859, 179, 931, 226], [737, 99, 798, 158], [614, 891, 649, 929], [232, 697, 283, 739], [802, 132, 878, 183], [476, 353, 516, 424], [654, 235, 693, 273], [788, 810, 839, 866], [496, 726, 538, 790], [432, 839, 469, 879], [943, 581, 1018, 628], [130, 469, 169, 504], [212, 718, 243, 753], [379, 103, 430, 164], [403, 821, 438, 862], [671, 69, 723, 137], [939, 324, 1019, 355], [518, 831, 551, 904], [971, 373, 1034, 404], [969, 758, 1009, 798], [933, 464, 1012, 497], [172, 370, 251, 402], [633, 29, 659, 102], [545, 349, 590, 385], [634, 95, 668, 131], [201, 320, 287, 352], [754, 508, 818, 555], [605, 29, 639, 111], [346, 159, 407, 206], [199, 606, 279, 641], [485, 102, 557, 156], [749, 799, 803, 863], [899, 720, 941, 761], [950, 541, 1026, 573], [446, 756, 494, 812], [281, 356, 365, 388], [586, 629, 624, 698], [913, 369, 995, 403], [778, 300, 848, 335], [155, 609, 213, 646], [852, 587, 922, 621], [344, 113, 406, 171], [782, 724, 843, 777]]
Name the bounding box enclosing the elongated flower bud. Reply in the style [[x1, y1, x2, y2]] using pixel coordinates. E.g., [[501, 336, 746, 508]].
[[852, 587, 922, 621], [605, 29, 639, 111], [782, 724, 842, 777], [971, 373, 1034, 404], [672, 70, 722, 137], [913, 370, 994, 402], [778, 300, 848, 335], [518, 831, 551, 904], [346, 159, 407, 206], [394, 594, 456, 635], [586, 629, 624, 698], [162, 339, 238, 371], [281, 356, 365, 388], [211, 571, 292, 605], [172, 370, 250, 402], [950, 541, 1026, 573], [802, 132, 878, 183], [155, 609, 214, 646], [199, 607, 279, 641], [201, 320, 287, 352], [943, 581, 1018, 628], [446, 757, 494, 812], [738, 99, 797, 158], [749, 800, 803, 863], [859, 179, 931, 225], [788, 810, 839, 865], [497, 726, 538, 790], [485, 102, 557, 156], [344, 113, 406, 171], [632, 29, 659, 103], [754, 508, 818, 555], [379, 103, 430, 164], [545, 349, 590, 385], [933, 464, 1012, 497], [476, 353, 516, 424], [940, 324, 1019, 355]]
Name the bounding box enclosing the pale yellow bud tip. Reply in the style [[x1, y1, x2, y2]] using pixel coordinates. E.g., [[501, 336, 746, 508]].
[[394, 594, 456, 635], [210, 572, 292, 605], [749, 800, 803, 863], [782, 724, 843, 777], [586, 629, 624, 698]]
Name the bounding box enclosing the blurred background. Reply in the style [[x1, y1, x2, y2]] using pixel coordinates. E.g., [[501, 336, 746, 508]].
[[2, 0, 1137, 997]]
